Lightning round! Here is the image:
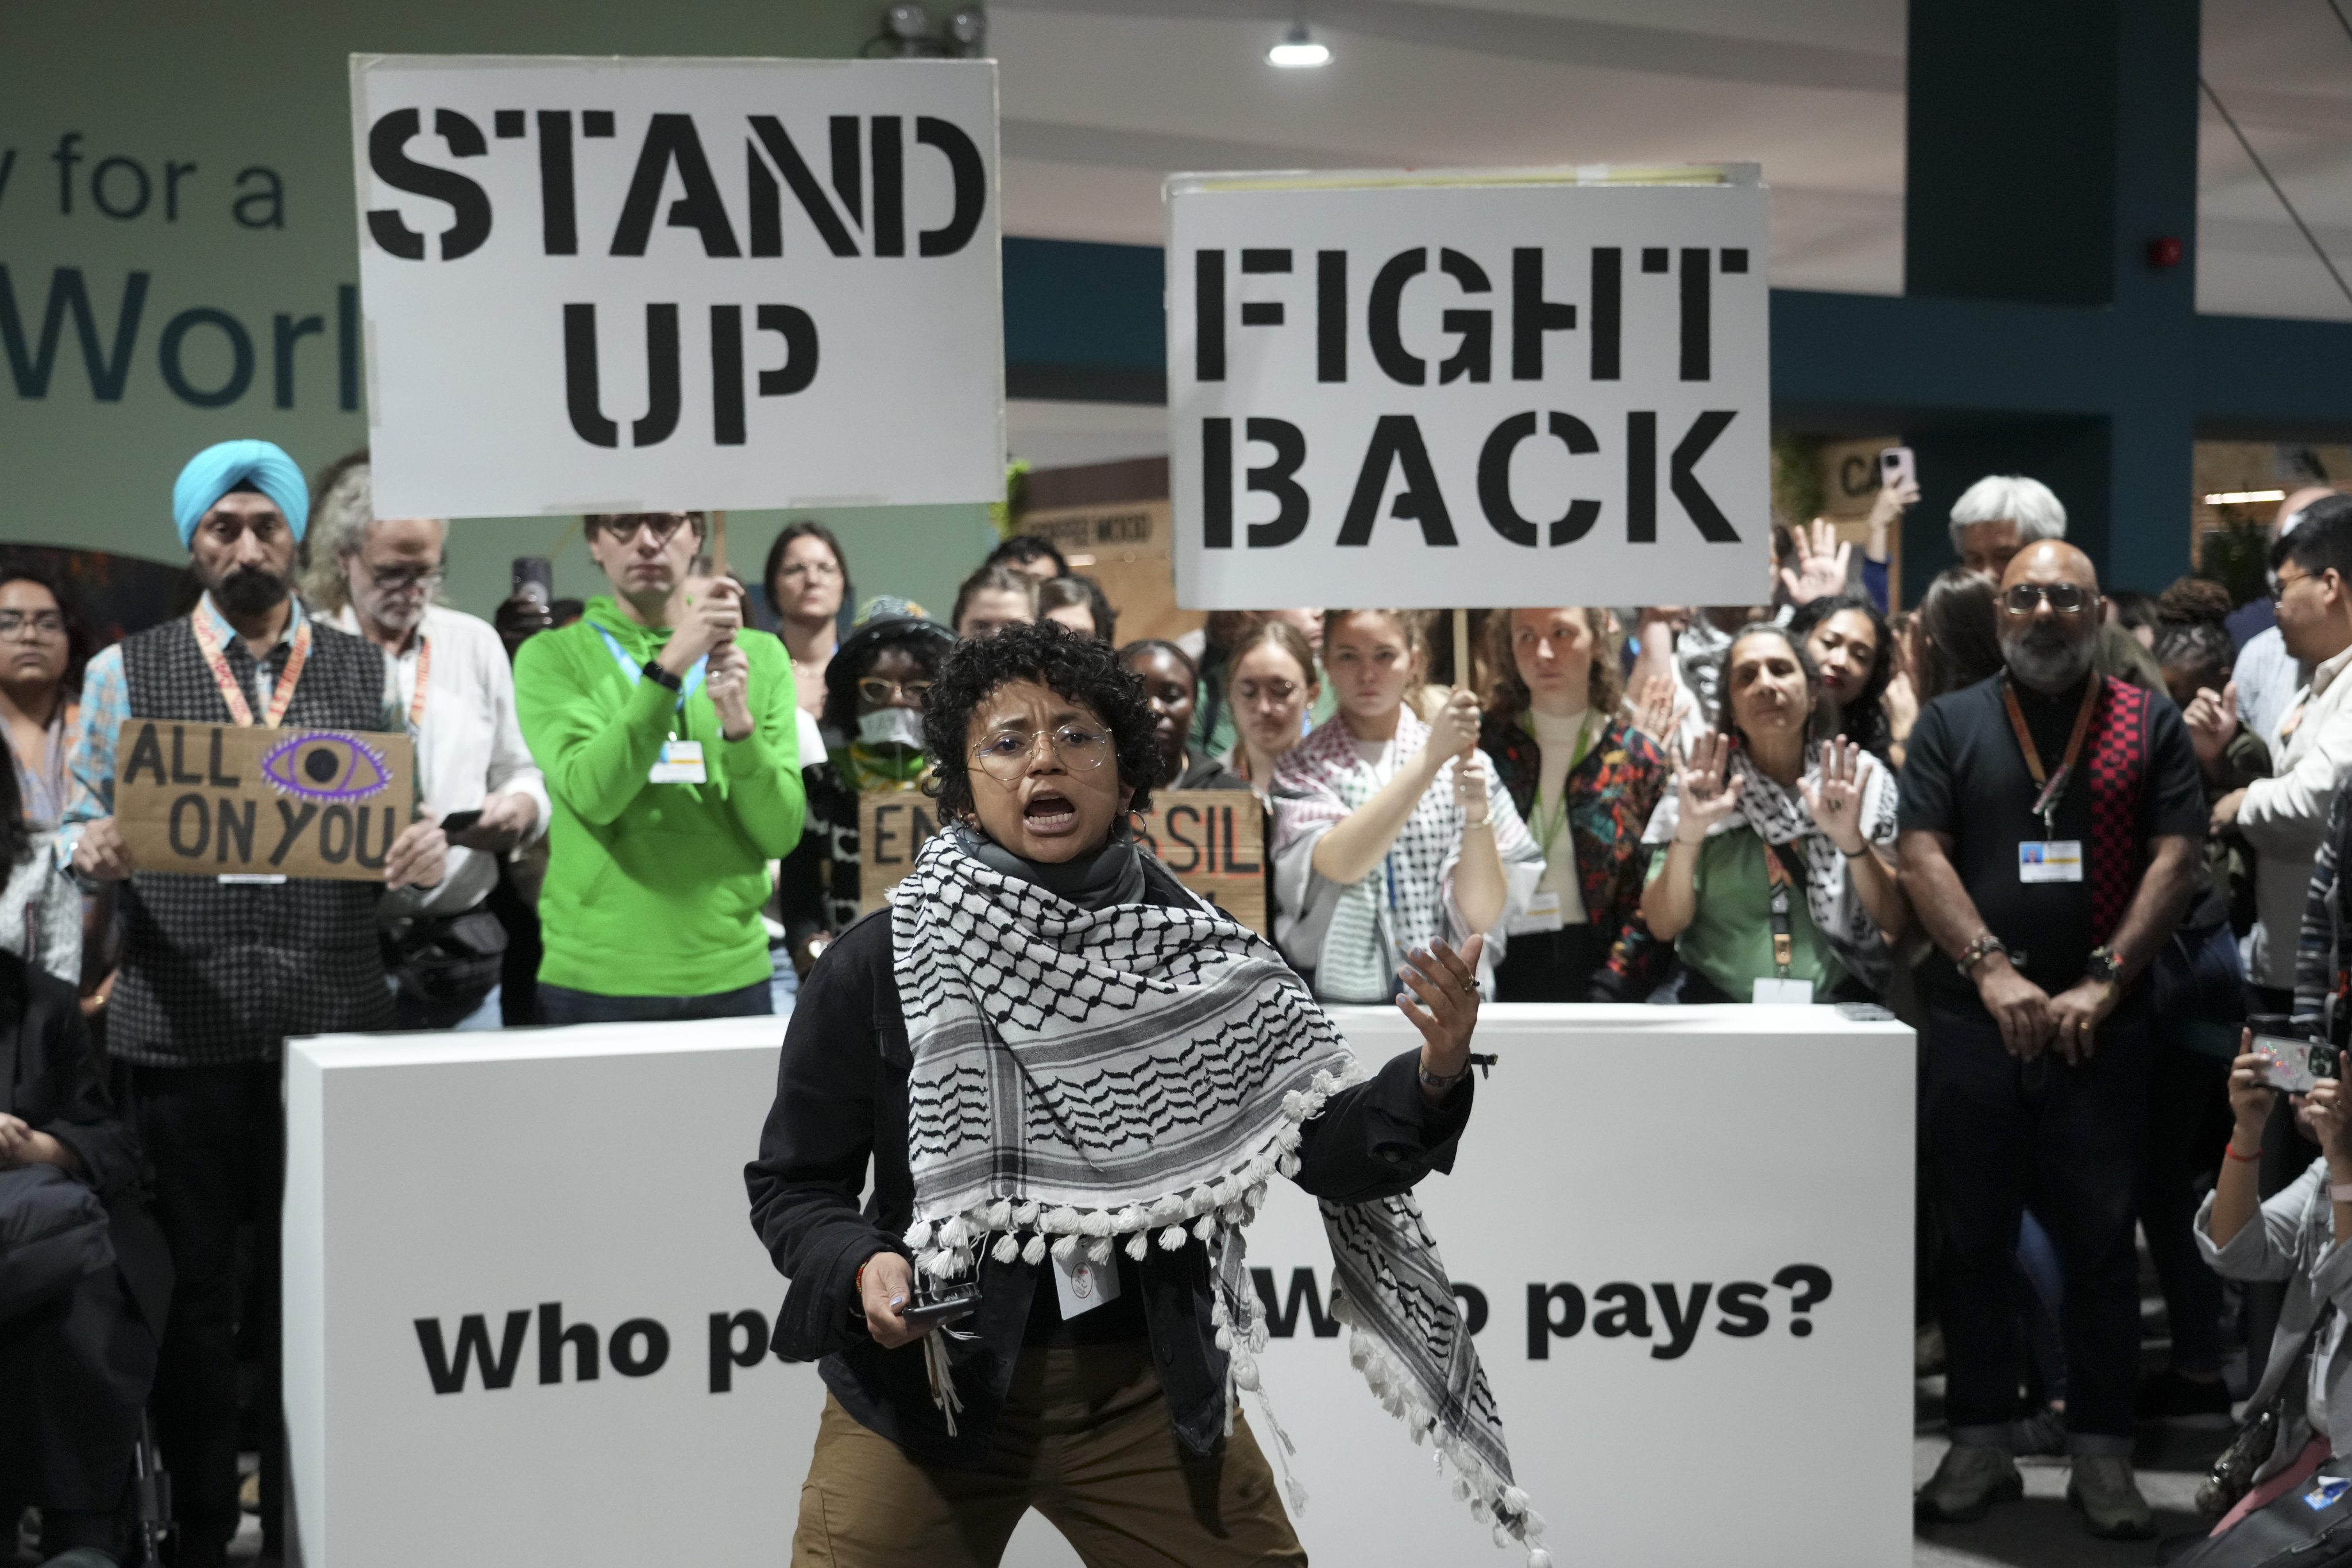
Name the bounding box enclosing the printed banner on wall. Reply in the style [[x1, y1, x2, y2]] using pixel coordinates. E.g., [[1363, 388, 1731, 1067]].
[[115, 721, 416, 881], [1167, 166, 1770, 611], [350, 54, 1006, 519]]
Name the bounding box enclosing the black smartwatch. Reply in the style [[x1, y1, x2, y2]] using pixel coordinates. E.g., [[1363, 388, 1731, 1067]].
[[2084, 944, 2123, 986], [641, 659, 683, 692]]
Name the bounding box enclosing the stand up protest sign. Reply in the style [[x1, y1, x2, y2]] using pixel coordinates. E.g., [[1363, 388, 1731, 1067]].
[[115, 722, 417, 882], [350, 55, 1005, 519], [1168, 167, 1770, 614]]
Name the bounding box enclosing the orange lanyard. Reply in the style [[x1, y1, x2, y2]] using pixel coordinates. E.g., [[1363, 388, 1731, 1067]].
[[190, 610, 310, 728], [406, 635, 431, 727], [1999, 677, 2098, 837]]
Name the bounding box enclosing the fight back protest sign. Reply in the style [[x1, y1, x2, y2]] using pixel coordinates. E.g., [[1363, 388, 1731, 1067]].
[[116, 722, 417, 882], [860, 790, 1267, 934], [349, 55, 1005, 519], [1168, 167, 1769, 610]]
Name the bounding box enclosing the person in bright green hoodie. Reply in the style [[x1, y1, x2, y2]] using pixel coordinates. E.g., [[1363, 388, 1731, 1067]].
[[515, 510, 805, 1022]]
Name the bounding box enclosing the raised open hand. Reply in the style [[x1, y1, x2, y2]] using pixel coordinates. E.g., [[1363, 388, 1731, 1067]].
[[1670, 731, 1745, 843], [1777, 518, 1852, 607], [1625, 671, 1690, 749], [1798, 737, 1872, 856]]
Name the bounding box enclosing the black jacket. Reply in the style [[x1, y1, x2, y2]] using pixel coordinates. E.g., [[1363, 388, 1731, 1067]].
[[744, 857, 1473, 1466], [0, 951, 171, 1333]]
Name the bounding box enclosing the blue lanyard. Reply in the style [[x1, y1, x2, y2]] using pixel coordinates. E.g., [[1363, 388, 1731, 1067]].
[[596, 628, 705, 710]]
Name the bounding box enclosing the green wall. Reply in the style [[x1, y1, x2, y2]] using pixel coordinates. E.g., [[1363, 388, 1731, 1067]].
[[0, 0, 998, 624]]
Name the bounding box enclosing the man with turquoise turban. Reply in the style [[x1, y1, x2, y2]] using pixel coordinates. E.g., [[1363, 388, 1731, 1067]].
[[58, 438, 447, 1566]]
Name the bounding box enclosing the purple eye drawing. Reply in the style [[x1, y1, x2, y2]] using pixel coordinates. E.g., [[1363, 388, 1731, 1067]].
[[258, 731, 393, 804]]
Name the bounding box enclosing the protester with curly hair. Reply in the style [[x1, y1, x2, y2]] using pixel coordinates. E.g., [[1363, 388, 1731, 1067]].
[[747, 619, 1547, 1567]]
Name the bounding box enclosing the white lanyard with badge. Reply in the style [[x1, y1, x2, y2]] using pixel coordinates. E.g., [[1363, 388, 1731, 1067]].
[[597, 628, 709, 784], [2000, 677, 2097, 886]]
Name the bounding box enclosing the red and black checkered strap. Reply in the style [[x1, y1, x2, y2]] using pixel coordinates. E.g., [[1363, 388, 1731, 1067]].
[[2086, 677, 2149, 944]]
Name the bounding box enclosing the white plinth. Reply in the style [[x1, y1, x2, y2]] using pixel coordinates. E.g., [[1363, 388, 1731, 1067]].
[[284, 1003, 1911, 1567]]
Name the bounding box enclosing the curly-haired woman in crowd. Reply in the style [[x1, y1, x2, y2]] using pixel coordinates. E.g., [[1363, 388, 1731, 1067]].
[[747, 619, 1546, 1567]]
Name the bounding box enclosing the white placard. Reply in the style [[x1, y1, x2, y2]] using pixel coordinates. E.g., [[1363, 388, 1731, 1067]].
[[1168, 168, 1770, 611], [349, 55, 1005, 519], [285, 1004, 1908, 1567]]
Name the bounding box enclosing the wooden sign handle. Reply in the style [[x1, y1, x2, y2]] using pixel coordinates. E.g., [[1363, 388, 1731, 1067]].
[[1453, 607, 1471, 696], [710, 510, 729, 578]]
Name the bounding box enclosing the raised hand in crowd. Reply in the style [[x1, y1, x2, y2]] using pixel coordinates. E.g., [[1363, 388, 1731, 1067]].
[[1881, 668, 1920, 752], [2182, 679, 2241, 776], [384, 818, 449, 891], [706, 640, 755, 741], [1777, 517, 1852, 607], [1625, 671, 1690, 753], [493, 591, 554, 663], [1670, 731, 1746, 841], [450, 790, 540, 855], [1419, 686, 1482, 768], [1798, 737, 1875, 856], [660, 572, 746, 676], [1453, 748, 1492, 821], [2305, 1055, 2352, 1171], [1866, 470, 1919, 555], [70, 817, 133, 883]]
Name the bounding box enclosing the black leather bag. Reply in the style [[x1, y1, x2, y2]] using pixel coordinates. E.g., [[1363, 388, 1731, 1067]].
[[2173, 1465, 2352, 1566], [385, 907, 508, 1010]]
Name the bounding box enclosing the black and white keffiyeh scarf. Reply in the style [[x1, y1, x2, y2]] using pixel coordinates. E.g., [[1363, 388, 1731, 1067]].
[[1642, 744, 1900, 990], [894, 829, 1551, 1563]]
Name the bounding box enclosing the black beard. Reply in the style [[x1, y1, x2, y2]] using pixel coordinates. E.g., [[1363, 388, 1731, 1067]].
[[211, 565, 291, 616]]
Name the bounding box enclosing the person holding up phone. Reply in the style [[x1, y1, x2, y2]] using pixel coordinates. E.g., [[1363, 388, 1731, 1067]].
[[513, 511, 805, 1024], [2185, 1038, 2352, 1551]]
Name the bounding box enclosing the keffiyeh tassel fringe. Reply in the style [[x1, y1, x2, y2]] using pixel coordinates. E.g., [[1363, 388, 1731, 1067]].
[[903, 1061, 1370, 1283], [1335, 1295, 1552, 1567]]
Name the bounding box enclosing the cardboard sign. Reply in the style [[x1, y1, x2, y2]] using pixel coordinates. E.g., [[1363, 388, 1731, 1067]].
[[116, 721, 415, 882], [1167, 165, 1770, 610], [351, 55, 1005, 519], [858, 789, 1267, 935]]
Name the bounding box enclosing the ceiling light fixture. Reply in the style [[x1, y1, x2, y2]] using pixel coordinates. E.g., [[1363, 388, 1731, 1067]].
[[2205, 489, 2288, 505], [1268, 23, 1331, 68]]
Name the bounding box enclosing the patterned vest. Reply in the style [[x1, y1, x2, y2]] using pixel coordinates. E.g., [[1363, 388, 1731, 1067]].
[[111, 613, 395, 1067]]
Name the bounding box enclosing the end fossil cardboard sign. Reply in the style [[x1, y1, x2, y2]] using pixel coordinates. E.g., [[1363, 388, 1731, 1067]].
[[115, 721, 415, 882]]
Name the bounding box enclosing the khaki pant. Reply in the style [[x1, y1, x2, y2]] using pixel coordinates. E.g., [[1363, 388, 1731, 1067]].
[[792, 1341, 1307, 1568]]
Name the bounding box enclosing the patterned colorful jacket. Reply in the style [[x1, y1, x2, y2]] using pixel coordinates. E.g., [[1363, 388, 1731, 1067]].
[[1478, 712, 1670, 998]]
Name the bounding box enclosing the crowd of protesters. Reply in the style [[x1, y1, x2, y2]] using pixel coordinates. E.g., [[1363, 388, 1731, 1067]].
[[5, 433, 2351, 1560]]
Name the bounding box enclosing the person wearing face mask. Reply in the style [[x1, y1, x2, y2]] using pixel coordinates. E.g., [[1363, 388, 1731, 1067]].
[[513, 511, 805, 1024], [1271, 610, 1542, 1003], [746, 621, 1545, 1568], [1118, 639, 1246, 793], [302, 454, 550, 1029], [1479, 607, 1668, 1002], [1640, 625, 1906, 1005], [1901, 542, 2205, 1539], [774, 600, 954, 979], [1788, 592, 1897, 761], [59, 439, 449, 1566]]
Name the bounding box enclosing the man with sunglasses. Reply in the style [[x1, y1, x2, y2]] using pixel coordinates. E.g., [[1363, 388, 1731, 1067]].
[[2209, 498, 2352, 1016], [513, 511, 806, 1023], [1902, 541, 2204, 1540]]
